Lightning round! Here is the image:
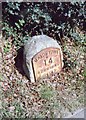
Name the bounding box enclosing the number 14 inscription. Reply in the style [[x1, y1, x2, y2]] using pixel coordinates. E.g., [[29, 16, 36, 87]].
[[44, 58, 53, 65]]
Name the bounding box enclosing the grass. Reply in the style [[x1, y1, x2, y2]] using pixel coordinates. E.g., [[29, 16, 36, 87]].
[[39, 84, 55, 101]]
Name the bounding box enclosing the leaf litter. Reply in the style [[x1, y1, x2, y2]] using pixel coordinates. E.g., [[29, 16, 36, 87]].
[[0, 36, 85, 118]]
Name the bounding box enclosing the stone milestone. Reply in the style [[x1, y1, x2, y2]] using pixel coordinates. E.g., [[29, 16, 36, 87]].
[[23, 35, 64, 82]]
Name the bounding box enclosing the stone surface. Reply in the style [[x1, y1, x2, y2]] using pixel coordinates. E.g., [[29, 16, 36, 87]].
[[23, 35, 63, 82], [65, 108, 85, 118]]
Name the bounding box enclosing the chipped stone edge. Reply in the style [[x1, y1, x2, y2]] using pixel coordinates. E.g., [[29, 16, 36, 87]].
[[64, 108, 85, 118]]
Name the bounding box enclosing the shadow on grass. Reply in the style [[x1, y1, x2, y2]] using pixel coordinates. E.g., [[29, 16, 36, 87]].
[[14, 46, 25, 76]]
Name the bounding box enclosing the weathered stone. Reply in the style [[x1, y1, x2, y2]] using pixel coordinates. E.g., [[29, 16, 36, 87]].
[[23, 35, 64, 82]]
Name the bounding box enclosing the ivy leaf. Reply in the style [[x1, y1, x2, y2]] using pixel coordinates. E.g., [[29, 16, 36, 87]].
[[19, 19, 25, 26], [15, 23, 20, 29]]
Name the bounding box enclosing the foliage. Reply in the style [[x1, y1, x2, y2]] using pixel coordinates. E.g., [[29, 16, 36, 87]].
[[2, 2, 86, 49], [83, 68, 86, 77], [40, 84, 55, 100], [70, 29, 86, 45], [3, 41, 11, 53], [1, 2, 85, 118]]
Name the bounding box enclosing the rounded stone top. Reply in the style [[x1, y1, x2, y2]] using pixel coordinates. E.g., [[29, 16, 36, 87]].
[[23, 35, 64, 82], [24, 35, 62, 61]]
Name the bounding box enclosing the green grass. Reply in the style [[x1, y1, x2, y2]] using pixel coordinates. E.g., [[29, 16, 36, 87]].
[[40, 84, 55, 101]]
